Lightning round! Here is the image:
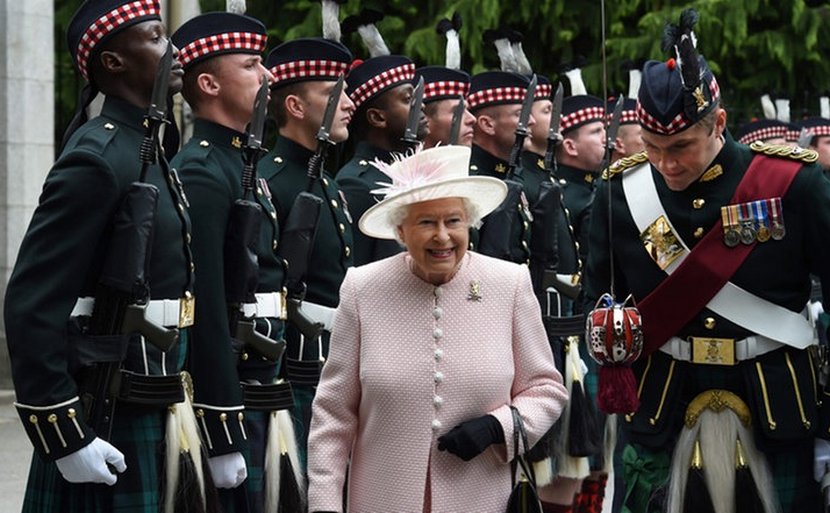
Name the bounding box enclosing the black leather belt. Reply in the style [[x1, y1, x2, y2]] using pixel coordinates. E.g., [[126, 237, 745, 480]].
[[241, 381, 294, 411], [115, 371, 184, 406], [543, 314, 585, 338], [285, 358, 323, 386]]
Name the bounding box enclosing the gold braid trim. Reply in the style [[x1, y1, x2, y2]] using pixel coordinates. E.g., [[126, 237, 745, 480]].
[[602, 151, 649, 180], [684, 389, 752, 428], [749, 140, 818, 163]]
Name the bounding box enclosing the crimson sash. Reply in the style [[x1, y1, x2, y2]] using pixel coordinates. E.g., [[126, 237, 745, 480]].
[[637, 155, 802, 356]]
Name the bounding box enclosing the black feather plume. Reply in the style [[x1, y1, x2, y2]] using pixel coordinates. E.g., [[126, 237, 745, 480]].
[[341, 13, 362, 35], [436, 17, 454, 36], [507, 29, 523, 44], [362, 8, 384, 25], [452, 12, 463, 31], [483, 28, 503, 45]]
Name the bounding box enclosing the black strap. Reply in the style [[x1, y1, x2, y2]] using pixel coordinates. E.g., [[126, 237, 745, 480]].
[[543, 314, 585, 338], [510, 406, 539, 489], [115, 370, 184, 405]]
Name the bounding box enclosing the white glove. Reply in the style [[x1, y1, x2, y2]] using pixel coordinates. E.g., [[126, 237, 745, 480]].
[[815, 438, 830, 482], [208, 452, 247, 488], [55, 437, 126, 486]]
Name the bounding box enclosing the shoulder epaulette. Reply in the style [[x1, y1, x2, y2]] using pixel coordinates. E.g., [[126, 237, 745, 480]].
[[749, 140, 818, 164], [72, 120, 119, 153], [602, 151, 649, 180]]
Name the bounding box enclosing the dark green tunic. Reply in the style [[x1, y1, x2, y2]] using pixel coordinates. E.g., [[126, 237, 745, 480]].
[[555, 162, 597, 269], [470, 144, 532, 264], [5, 95, 193, 513], [335, 141, 401, 266], [584, 136, 830, 512]]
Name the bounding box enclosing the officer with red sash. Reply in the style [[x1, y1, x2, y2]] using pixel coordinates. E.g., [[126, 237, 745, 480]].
[[584, 9, 830, 513]]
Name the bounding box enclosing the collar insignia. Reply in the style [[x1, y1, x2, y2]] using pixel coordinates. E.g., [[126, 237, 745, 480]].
[[700, 164, 723, 182]]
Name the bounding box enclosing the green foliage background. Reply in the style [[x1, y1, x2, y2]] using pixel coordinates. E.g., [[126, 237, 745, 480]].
[[55, 0, 830, 147]]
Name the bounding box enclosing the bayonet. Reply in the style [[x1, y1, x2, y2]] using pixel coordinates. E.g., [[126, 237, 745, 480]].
[[139, 41, 173, 180], [543, 83, 564, 174], [402, 75, 425, 149], [603, 96, 625, 165], [797, 127, 813, 148], [448, 96, 466, 145], [507, 74, 538, 177], [308, 73, 345, 189], [240, 76, 270, 198]]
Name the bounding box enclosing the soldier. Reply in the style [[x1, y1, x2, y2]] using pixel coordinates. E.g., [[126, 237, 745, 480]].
[[4, 1, 200, 511], [260, 35, 356, 471], [798, 116, 830, 170], [171, 12, 299, 513], [556, 67, 606, 268], [468, 70, 536, 264], [611, 67, 646, 162], [584, 9, 829, 512]]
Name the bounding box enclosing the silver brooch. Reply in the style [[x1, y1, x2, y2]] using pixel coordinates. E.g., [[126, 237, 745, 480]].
[[467, 280, 482, 301]]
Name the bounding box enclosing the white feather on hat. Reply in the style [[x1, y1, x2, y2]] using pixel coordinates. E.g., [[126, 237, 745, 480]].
[[226, 0, 245, 14], [821, 96, 830, 119], [564, 68, 587, 96], [627, 69, 642, 99], [760, 94, 776, 120], [321, 0, 342, 42], [775, 98, 790, 123]]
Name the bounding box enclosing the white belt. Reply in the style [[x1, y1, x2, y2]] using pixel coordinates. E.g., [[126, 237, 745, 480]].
[[299, 301, 336, 332], [242, 292, 287, 320], [659, 335, 787, 365], [71, 297, 186, 328]]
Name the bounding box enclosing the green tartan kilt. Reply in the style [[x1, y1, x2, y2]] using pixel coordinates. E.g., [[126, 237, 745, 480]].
[[22, 405, 167, 513]]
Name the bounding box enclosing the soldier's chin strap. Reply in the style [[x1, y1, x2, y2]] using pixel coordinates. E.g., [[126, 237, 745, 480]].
[[61, 82, 99, 152]]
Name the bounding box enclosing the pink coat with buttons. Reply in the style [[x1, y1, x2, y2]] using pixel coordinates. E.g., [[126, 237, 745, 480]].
[[307, 252, 568, 513]]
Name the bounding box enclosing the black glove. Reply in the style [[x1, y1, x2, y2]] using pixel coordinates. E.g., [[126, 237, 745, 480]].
[[437, 414, 504, 461]]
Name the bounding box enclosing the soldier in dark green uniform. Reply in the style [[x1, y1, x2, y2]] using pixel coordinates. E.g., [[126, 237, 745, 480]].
[[336, 54, 423, 265], [556, 69, 606, 269], [734, 118, 789, 146], [799, 116, 830, 171], [260, 36, 356, 470], [4, 1, 198, 511], [584, 9, 829, 512], [171, 13, 295, 512], [468, 70, 535, 264]]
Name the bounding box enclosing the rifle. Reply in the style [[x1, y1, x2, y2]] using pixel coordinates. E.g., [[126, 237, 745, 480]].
[[506, 74, 537, 179], [401, 75, 425, 151], [84, 42, 180, 438], [224, 77, 285, 362], [447, 96, 466, 146], [278, 75, 347, 341], [529, 82, 566, 297]]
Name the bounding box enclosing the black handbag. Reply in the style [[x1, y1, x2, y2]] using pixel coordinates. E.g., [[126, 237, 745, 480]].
[[506, 406, 543, 513]]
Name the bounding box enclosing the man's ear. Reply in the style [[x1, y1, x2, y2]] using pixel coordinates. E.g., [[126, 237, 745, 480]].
[[196, 72, 220, 98], [284, 94, 305, 120], [366, 107, 387, 129], [562, 136, 579, 157], [475, 114, 496, 137], [98, 50, 125, 74]]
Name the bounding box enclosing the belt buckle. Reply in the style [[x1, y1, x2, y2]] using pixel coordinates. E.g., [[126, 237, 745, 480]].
[[690, 337, 736, 366], [179, 293, 195, 328]]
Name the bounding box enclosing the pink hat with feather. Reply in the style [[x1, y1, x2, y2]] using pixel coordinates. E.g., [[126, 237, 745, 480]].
[[358, 146, 507, 240]]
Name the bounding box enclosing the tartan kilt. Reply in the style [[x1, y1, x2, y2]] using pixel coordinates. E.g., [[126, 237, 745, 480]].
[[22, 405, 168, 513]]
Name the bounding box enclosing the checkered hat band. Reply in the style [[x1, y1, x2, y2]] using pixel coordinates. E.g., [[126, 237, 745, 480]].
[[351, 63, 416, 108], [535, 84, 552, 100], [423, 81, 469, 101], [179, 32, 267, 67], [467, 87, 526, 110], [808, 125, 830, 137], [637, 76, 721, 135], [561, 106, 606, 132], [271, 59, 349, 83], [738, 126, 788, 144], [787, 129, 800, 141], [77, 0, 160, 79], [618, 110, 639, 124]]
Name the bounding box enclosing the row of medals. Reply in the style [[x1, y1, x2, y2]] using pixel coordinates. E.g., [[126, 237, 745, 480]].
[[720, 198, 785, 248]]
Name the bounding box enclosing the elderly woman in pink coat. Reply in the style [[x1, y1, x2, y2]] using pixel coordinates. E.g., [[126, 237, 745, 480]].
[[307, 145, 568, 513]]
